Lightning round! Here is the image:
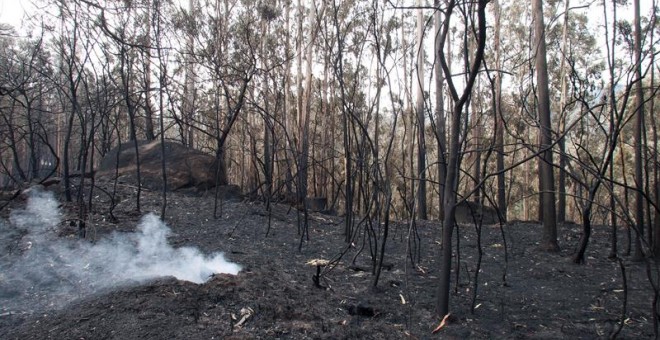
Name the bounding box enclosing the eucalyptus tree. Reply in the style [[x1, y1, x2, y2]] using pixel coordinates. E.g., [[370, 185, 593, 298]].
[[415, 0, 427, 220], [180, 0, 256, 184], [533, 0, 559, 251], [368, 0, 402, 286], [115, 1, 144, 210], [436, 0, 488, 318], [292, 0, 326, 217], [327, 0, 402, 280], [556, 0, 571, 223], [330, 0, 355, 240], [631, 0, 645, 261], [181, 0, 197, 149], [651, 4, 660, 258], [192, 0, 232, 187], [255, 2, 281, 207], [141, 0, 155, 141], [492, 0, 505, 222], [434, 0, 447, 220]]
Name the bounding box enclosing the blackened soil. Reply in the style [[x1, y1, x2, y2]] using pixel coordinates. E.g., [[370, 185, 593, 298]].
[[0, 181, 656, 339]]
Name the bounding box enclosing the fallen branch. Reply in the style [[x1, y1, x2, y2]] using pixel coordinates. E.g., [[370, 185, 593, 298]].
[[232, 307, 254, 330], [432, 313, 451, 334]]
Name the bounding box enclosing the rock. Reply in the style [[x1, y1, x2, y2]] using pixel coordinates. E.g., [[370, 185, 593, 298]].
[[185, 184, 242, 201], [304, 197, 327, 212], [96, 140, 227, 192], [454, 201, 500, 225]]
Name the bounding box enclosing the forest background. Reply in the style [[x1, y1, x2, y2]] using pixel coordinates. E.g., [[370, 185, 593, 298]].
[[0, 0, 659, 325]]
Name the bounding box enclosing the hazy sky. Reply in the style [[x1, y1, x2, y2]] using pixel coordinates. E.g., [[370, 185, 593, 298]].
[[0, 0, 31, 29]]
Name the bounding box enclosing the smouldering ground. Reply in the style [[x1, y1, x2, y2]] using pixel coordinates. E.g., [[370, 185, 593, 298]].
[[0, 183, 655, 339]]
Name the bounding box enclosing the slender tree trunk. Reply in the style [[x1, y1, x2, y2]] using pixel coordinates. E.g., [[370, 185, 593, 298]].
[[143, 0, 155, 141], [557, 0, 570, 223], [22, 94, 38, 180], [298, 0, 325, 205], [651, 25, 660, 258], [283, 0, 294, 198], [295, 0, 304, 202], [605, 0, 619, 259], [632, 0, 645, 261], [533, 0, 559, 251], [401, 9, 413, 216], [493, 0, 506, 222], [434, 0, 447, 221], [211, 0, 230, 193], [472, 83, 482, 203], [183, 0, 196, 148], [62, 92, 80, 202], [262, 21, 273, 204], [332, 0, 353, 241], [437, 0, 488, 318], [120, 44, 141, 211], [62, 4, 82, 202], [154, 0, 167, 218], [415, 0, 427, 220]]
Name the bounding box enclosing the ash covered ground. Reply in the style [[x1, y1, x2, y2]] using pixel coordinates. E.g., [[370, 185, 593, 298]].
[[0, 181, 656, 339]]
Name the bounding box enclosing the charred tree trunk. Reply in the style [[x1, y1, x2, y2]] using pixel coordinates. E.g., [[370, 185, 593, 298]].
[[437, 0, 488, 318], [120, 45, 141, 212], [632, 0, 645, 262], [143, 0, 155, 141], [557, 0, 571, 224]]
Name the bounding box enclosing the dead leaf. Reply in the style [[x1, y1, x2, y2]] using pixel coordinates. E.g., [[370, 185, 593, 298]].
[[432, 313, 451, 334]]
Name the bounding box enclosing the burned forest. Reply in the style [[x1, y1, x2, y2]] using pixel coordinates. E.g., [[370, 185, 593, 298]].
[[1, 0, 660, 338]]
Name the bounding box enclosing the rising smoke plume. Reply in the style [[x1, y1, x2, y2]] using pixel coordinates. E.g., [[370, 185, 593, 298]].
[[0, 188, 240, 314]]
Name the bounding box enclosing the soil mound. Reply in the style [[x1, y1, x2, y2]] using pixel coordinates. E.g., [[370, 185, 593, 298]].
[[97, 140, 225, 192]]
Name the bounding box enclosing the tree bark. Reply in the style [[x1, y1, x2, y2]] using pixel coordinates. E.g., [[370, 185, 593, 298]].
[[493, 0, 506, 222], [434, 0, 447, 221], [415, 0, 427, 220], [632, 0, 645, 261], [143, 0, 155, 141], [183, 0, 196, 149], [557, 0, 570, 223], [331, 0, 353, 241], [605, 0, 619, 259], [533, 0, 559, 252]]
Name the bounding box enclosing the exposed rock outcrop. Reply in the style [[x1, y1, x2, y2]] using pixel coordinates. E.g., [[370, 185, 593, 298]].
[[96, 140, 227, 192]]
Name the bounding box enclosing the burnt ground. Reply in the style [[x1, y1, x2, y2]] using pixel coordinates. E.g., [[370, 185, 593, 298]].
[[0, 180, 657, 339]]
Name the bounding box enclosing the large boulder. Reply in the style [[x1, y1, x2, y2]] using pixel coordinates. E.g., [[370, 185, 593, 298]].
[[454, 201, 500, 225], [97, 140, 226, 192]]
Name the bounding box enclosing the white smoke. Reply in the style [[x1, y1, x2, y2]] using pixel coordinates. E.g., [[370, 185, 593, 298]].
[[0, 189, 240, 313]]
